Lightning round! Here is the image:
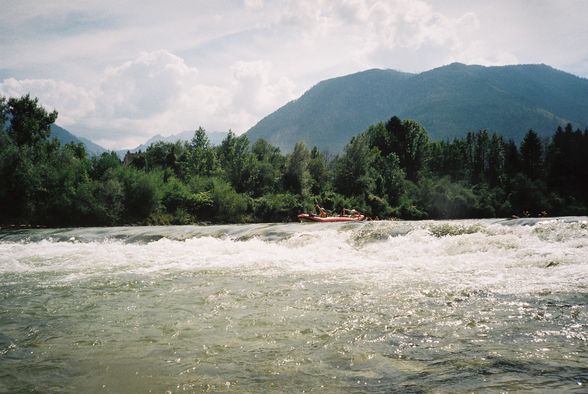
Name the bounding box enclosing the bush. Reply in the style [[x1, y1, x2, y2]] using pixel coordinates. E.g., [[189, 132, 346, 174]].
[[118, 168, 164, 223], [253, 194, 303, 222]]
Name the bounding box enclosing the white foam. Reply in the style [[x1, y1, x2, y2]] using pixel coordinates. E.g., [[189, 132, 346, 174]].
[[0, 220, 587, 294]]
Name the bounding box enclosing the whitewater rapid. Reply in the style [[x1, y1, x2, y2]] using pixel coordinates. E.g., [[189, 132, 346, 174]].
[[2, 218, 587, 291], [1, 218, 587, 392]]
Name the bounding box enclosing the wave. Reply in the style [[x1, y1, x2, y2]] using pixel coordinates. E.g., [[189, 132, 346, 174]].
[[1, 216, 586, 244], [0, 218, 587, 294]]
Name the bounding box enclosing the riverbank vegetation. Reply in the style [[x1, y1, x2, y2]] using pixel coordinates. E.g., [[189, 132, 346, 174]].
[[1, 94, 587, 226]]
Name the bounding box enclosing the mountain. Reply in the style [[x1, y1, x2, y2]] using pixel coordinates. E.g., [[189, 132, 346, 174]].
[[116, 129, 228, 159], [49, 124, 108, 156], [52, 125, 230, 159], [246, 63, 588, 152]]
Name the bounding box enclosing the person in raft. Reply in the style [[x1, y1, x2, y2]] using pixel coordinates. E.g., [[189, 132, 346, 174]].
[[342, 208, 361, 217], [315, 204, 328, 218]]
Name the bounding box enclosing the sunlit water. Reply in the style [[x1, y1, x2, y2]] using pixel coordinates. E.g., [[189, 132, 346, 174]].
[[1, 218, 587, 392]]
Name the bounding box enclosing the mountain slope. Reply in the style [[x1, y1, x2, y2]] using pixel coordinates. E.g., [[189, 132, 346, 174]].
[[246, 63, 588, 152], [49, 124, 108, 156], [116, 129, 228, 159]]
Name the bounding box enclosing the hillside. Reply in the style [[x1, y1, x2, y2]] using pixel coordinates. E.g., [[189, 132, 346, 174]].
[[49, 124, 107, 156], [246, 63, 588, 152]]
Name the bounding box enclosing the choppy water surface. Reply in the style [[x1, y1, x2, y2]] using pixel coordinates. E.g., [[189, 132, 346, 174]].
[[1, 218, 587, 392]]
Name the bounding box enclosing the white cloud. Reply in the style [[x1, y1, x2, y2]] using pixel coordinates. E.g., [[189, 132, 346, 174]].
[[87, 51, 292, 147], [271, 0, 487, 74], [231, 60, 296, 113], [244, 0, 264, 10], [222, 60, 297, 134], [0, 50, 297, 149], [279, 0, 471, 48], [2, 0, 588, 148], [96, 50, 200, 119], [0, 78, 95, 127]]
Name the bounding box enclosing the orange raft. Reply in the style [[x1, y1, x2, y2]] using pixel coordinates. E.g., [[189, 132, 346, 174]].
[[297, 213, 365, 222]]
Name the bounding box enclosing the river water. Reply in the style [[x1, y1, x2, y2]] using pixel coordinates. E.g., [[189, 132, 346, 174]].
[[1, 218, 587, 392]]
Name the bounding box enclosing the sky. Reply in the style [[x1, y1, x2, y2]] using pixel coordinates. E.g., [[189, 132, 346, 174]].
[[1, 0, 587, 149]]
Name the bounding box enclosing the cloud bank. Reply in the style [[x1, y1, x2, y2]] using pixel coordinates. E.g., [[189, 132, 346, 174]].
[[1, 51, 297, 148], [1, 0, 587, 149]]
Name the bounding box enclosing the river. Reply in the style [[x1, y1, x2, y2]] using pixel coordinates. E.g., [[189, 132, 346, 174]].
[[1, 218, 587, 392]]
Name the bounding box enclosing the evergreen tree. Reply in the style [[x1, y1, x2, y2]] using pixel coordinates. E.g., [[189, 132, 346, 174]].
[[471, 129, 489, 184], [487, 133, 506, 188], [504, 139, 520, 177], [546, 124, 588, 207], [520, 129, 544, 180], [188, 127, 217, 177]]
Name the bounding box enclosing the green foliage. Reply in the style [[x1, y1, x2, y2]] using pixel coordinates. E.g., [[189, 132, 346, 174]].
[[334, 134, 375, 197], [123, 150, 147, 170], [520, 129, 545, 180], [117, 167, 164, 223], [189, 176, 249, 223], [186, 127, 218, 177], [245, 139, 285, 197], [372, 151, 405, 206], [546, 124, 588, 203], [162, 177, 214, 223], [384, 117, 430, 181], [394, 182, 428, 220], [0, 131, 20, 221], [90, 177, 125, 225], [365, 194, 394, 218], [506, 173, 549, 215], [307, 147, 329, 195], [217, 131, 252, 193], [209, 178, 250, 223], [6, 94, 58, 146], [253, 194, 303, 222], [91, 152, 122, 180], [35, 143, 94, 225], [1, 93, 587, 226], [145, 141, 181, 172], [283, 142, 310, 196], [414, 177, 478, 219]]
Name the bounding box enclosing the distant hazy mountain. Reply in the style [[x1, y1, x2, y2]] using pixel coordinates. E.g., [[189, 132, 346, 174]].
[[49, 124, 108, 156], [246, 63, 588, 152], [116, 129, 228, 159]]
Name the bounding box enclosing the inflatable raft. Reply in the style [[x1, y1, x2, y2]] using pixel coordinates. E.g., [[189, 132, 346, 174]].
[[297, 213, 365, 222]]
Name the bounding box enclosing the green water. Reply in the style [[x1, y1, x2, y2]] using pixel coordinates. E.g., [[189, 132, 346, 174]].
[[1, 220, 587, 392]]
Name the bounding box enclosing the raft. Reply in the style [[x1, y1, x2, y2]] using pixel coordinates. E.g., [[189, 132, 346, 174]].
[[297, 213, 365, 222]]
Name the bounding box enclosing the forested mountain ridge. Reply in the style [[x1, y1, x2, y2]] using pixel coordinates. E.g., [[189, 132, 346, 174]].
[[246, 63, 588, 152], [49, 123, 226, 159], [2, 94, 588, 226], [49, 124, 107, 156]]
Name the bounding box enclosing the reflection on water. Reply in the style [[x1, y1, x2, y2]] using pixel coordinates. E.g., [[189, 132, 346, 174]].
[[1, 218, 587, 392]]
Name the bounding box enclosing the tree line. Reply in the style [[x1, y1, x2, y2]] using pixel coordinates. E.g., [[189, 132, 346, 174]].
[[1, 94, 587, 227]]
